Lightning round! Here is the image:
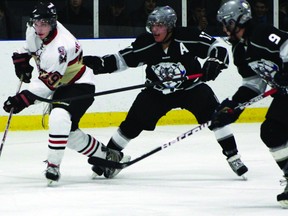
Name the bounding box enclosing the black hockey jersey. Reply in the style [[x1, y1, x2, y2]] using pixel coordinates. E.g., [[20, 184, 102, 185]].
[[232, 23, 288, 78], [229, 23, 288, 103], [117, 27, 228, 92]]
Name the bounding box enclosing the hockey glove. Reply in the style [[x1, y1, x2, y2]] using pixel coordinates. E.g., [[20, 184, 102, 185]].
[[83, 55, 118, 74], [201, 58, 227, 82], [211, 99, 243, 129], [83, 55, 104, 74], [3, 90, 35, 114], [274, 72, 288, 95], [12, 52, 34, 83]]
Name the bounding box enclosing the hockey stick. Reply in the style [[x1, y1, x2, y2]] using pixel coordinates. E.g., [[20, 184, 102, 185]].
[[88, 88, 277, 169], [0, 79, 23, 157], [29, 74, 203, 103]]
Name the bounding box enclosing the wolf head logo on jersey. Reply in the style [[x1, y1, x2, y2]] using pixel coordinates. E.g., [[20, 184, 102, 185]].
[[151, 62, 186, 92], [249, 59, 279, 80], [58, 46, 67, 64]]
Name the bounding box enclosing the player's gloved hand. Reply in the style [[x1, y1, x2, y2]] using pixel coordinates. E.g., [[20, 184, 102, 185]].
[[83, 55, 104, 74], [274, 72, 288, 95], [201, 58, 227, 81], [3, 90, 35, 114], [211, 99, 243, 129], [12, 52, 34, 83]]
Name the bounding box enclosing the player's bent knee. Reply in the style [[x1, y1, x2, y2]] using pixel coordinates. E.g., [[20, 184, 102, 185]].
[[120, 120, 143, 139], [260, 119, 288, 148], [49, 108, 71, 131]]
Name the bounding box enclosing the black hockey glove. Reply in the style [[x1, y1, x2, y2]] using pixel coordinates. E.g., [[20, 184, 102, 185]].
[[3, 90, 35, 114], [12, 52, 34, 83], [83, 55, 104, 74], [83, 55, 117, 74], [201, 58, 227, 82], [274, 72, 288, 95], [211, 99, 243, 129]]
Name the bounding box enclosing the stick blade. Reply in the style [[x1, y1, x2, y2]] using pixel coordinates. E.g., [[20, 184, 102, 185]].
[[88, 157, 125, 169]]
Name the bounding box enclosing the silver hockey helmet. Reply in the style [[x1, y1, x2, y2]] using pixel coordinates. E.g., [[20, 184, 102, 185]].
[[217, 0, 252, 32], [30, 1, 57, 29], [146, 6, 177, 33]]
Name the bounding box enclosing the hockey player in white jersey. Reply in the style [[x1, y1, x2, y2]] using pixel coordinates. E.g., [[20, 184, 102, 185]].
[[2, 1, 129, 184]]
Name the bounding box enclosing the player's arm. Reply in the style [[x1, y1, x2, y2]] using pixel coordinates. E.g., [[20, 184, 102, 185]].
[[211, 78, 265, 129], [83, 54, 116, 74], [83, 35, 150, 75], [211, 60, 268, 128], [274, 33, 288, 93]]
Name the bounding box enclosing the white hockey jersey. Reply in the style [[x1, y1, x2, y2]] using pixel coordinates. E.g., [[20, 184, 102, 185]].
[[20, 21, 95, 99]]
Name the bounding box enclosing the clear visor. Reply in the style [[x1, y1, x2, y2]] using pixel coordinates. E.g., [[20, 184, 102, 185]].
[[146, 21, 166, 33]]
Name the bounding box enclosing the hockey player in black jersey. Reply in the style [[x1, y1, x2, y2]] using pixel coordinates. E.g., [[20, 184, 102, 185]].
[[83, 6, 248, 178], [214, 0, 288, 208]]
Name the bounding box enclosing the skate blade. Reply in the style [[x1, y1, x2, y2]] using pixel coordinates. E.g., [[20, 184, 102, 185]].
[[47, 179, 57, 186], [241, 174, 248, 181], [91, 172, 101, 179], [279, 200, 288, 209]]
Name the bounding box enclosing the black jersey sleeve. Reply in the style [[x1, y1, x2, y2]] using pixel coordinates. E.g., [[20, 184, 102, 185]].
[[250, 24, 288, 67], [251, 24, 288, 51], [119, 33, 156, 67], [232, 86, 259, 104], [232, 41, 256, 78], [174, 27, 217, 59]]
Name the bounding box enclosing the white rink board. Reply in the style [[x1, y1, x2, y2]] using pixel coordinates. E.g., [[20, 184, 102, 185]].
[[0, 38, 272, 116]]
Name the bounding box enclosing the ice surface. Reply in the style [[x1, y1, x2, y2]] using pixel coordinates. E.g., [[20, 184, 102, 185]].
[[0, 123, 287, 216]]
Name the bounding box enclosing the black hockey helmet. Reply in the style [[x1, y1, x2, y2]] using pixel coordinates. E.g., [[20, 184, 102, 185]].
[[30, 1, 57, 29], [146, 5, 177, 33], [217, 0, 252, 33]]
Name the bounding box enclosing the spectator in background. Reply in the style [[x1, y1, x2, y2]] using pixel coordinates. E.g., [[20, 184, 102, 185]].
[[0, 1, 17, 39], [279, 0, 288, 31], [58, 0, 93, 38], [130, 0, 157, 36], [99, 0, 132, 37], [251, 0, 273, 25], [187, 0, 220, 36], [58, 0, 92, 25], [187, 2, 208, 31]]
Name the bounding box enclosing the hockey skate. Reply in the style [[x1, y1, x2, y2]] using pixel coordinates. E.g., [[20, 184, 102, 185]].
[[227, 154, 248, 180], [91, 148, 131, 179], [103, 148, 131, 178], [277, 175, 288, 208], [44, 160, 60, 185]]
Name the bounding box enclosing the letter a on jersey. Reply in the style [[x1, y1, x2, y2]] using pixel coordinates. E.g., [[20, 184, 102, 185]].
[[180, 43, 189, 55]]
